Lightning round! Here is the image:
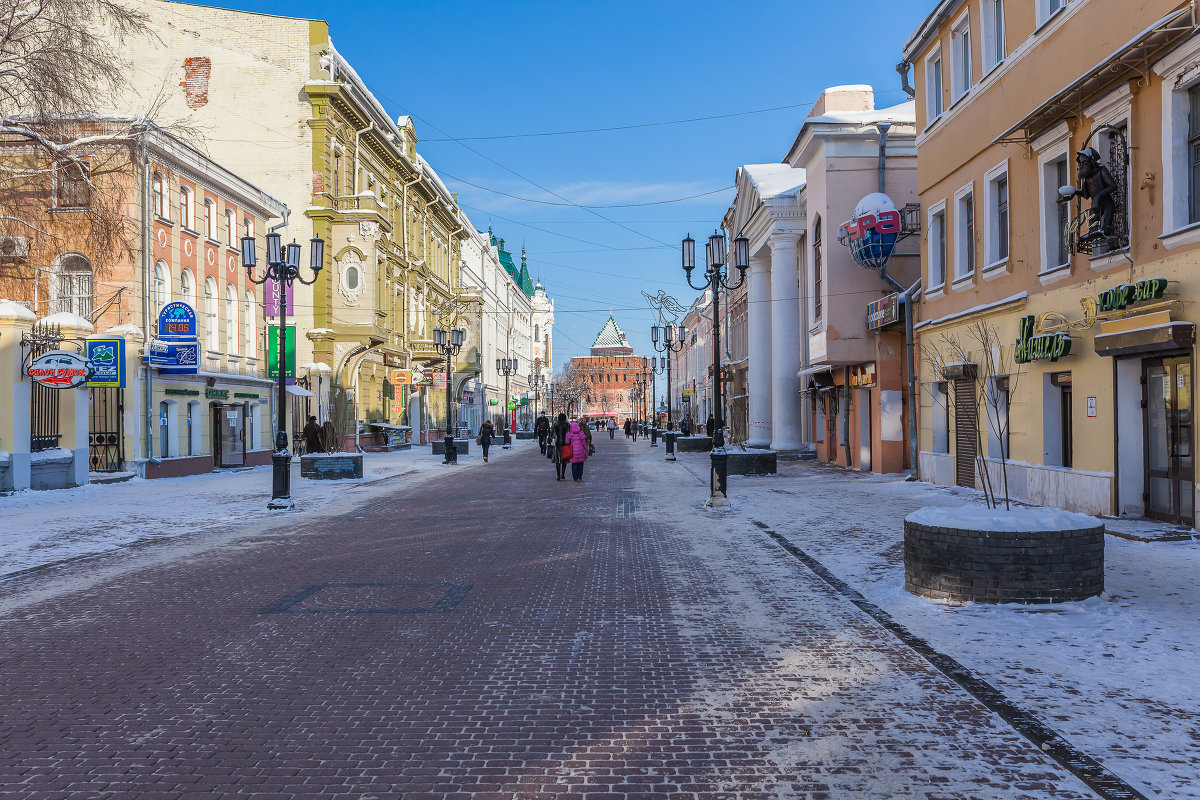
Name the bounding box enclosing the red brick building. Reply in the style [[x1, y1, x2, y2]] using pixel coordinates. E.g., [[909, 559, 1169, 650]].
[[571, 315, 643, 422]]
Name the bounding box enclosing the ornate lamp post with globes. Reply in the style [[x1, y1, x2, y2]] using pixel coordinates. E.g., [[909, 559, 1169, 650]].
[[681, 230, 749, 506], [644, 355, 665, 447], [432, 326, 465, 465], [241, 230, 325, 510], [652, 323, 686, 461], [497, 357, 518, 448]]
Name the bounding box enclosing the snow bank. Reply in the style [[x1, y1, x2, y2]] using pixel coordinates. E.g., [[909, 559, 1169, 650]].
[[906, 505, 1102, 532]]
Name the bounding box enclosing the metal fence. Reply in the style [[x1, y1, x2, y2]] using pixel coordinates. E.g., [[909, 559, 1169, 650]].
[[88, 386, 124, 471], [28, 323, 63, 453]]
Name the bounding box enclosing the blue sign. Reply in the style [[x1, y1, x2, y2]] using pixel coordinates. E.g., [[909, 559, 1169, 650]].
[[86, 338, 126, 388], [157, 302, 197, 339], [146, 338, 199, 375]]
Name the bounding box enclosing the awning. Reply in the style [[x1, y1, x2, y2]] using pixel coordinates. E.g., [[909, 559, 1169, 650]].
[[285, 384, 314, 397], [1094, 321, 1195, 357], [994, 8, 1195, 146]]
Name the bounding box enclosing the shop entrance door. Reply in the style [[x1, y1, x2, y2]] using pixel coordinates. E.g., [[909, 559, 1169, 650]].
[[213, 404, 246, 468], [1144, 355, 1194, 523]]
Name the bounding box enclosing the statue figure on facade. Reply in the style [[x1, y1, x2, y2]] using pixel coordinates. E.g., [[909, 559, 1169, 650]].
[[1060, 147, 1118, 242]]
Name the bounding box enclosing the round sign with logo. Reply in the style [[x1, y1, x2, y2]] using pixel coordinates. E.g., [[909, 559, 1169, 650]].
[[837, 192, 902, 270], [27, 350, 93, 388]]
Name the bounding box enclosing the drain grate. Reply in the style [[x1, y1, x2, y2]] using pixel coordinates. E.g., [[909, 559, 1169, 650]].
[[259, 582, 473, 614], [617, 496, 639, 518]]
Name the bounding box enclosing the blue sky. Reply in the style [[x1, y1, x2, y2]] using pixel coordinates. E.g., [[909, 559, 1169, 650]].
[[222, 0, 931, 365]]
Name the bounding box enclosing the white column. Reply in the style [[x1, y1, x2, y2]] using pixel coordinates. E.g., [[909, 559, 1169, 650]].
[[746, 255, 772, 447], [769, 233, 804, 452]]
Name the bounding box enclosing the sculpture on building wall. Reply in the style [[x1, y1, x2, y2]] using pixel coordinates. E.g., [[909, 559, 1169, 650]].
[[1061, 147, 1118, 242]]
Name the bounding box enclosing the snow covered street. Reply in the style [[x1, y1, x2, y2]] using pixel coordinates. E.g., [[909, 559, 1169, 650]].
[[661, 448, 1200, 800]]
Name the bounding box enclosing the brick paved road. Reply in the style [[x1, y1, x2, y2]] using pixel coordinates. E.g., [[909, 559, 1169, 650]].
[[0, 437, 1099, 799]]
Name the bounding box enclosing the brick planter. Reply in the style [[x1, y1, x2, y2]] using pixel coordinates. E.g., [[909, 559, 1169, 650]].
[[300, 454, 364, 480], [903, 507, 1104, 604], [675, 435, 713, 452], [726, 450, 777, 475], [430, 439, 471, 456]]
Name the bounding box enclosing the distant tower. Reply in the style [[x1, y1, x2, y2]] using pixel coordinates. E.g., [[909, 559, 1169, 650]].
[[530, 273, 555, 382], [589, 314, 633, 357]]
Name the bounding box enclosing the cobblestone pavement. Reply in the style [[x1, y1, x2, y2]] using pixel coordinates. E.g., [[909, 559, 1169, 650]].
[[0, 437, 1100, 799]]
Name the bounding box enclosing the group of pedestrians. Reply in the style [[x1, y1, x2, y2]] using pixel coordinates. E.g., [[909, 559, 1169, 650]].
[[535, 412, 593, 481]]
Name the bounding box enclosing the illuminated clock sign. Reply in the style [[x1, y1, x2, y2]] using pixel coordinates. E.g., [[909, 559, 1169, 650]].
[[157, 302, 197, 339]]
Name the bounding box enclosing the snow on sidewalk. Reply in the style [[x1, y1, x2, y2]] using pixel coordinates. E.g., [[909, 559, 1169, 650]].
[[0, 442, 529, 580], [656, 449, 1200, 800]]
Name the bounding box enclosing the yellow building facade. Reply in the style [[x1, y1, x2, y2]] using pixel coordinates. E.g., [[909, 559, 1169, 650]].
[[905, 0, 1200, 525]]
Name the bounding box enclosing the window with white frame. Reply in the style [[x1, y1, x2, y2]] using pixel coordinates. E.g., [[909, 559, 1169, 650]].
[[179, 185, 195, 231], [153, 172, 166, 218], [983, 161, 1010, 268], [1190, 86, 1200, 224], [225, 208, 236, 246], [54, 254, 94, 318], [1040, 144, 1071, 272], [1037, 0, 1067, 28], [152, 260, 170, 321], [925, 46, 944, 122], [931, 382, 950, 453], [928, 202, 947, 288], [954, 185, 975, 281], [243, 217, 254, 239], [225, 283, 238, 354], [950, 12, 972, 103], [204, 277, 218, 351], [180, 268, 195, 311], [244, 290, 255, 357], [981, 0, 1005, 73], [813, 217, 823, 320], [205, 198, 217, 240]]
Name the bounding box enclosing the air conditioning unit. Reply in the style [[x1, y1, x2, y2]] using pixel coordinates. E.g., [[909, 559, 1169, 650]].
[[0, 236, 30, 260]]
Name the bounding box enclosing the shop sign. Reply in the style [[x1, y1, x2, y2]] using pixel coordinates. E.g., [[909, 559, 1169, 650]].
[[489, 398, 499, 406], [392, 369, 411, 385], [85, 338, 125, 388], [263, 279, 293, 318], [866, 293, 899, 331], [267, 325, 296, 378], [27, 349, 93, 388], [849, 363, 877, 388], [147, 338, 199, 374], [1015, 315, 1072, 363], [205, 387, 229, 399], [410, 365, 430, 385], [383, 352, 403, 368], [233, 392, 259, 399], [837, 193, 902, 270], [157, 302, 197, 339], [432, 372, 447, 389], [1097, 277, 1167, 312]]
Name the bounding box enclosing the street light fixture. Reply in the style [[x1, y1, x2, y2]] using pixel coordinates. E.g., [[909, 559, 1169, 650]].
[[242, 230, 324, 511], [652, 323, 686, 461], [432, 326, 465, 464], [644, 355, 666, 447], [682, 229, 749, 507], [497, 357, 518, 448]]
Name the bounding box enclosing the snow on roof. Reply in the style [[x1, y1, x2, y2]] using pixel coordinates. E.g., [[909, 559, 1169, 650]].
[[591, 315, 631, 349], [741, 164, 806, 201], [805, 100, 917, 126]]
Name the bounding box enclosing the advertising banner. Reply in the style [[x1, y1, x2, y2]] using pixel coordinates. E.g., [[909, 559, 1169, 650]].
[[432, 372, 447, 389], [267, 325, 296, 378], [392, 369, 412, 385], [86, 338, 126, 388], [263, 279, 293, 318], [147, 339, 200, 375], [27, 350, 93, 388], [157, 302, 197, 339]]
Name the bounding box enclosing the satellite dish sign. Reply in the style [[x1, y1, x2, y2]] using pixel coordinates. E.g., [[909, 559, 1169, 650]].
[[837, 192, 901, 270]]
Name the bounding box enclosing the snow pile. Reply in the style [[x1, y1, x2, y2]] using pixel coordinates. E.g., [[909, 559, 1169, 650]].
[[907, 505, 1102, 532]]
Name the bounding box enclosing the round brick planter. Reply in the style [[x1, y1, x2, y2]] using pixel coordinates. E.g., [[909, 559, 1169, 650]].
[[903, 507, 1104, 604]]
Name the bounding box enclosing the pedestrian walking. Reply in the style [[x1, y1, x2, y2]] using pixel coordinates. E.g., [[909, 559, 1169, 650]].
[[302, 415, 324, 454], [534, 412, 550, 455], [607, 417, 617, 439], [624, 418, 632, 439], [477, 419, 496, 462], [551, 413, 570, 481], [680, 416, 691, 436], [566, 420, 590, 482], [706, 415, 716, 438]]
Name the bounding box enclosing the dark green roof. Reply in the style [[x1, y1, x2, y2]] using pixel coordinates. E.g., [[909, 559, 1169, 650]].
[[490, 232, 535, 298]]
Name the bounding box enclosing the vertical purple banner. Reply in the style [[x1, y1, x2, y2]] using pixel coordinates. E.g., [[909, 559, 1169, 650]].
[[264, 278, 293, 317]]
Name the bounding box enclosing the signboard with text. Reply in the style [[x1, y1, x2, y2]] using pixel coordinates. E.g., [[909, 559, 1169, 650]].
[[27, 350, 93, 388], [157, 302, 197, 339], [866, 293, 899, 331], [267, 325, 296, 378], [147, 339, 199, 374], [86, 338, 126, 388], [263, 279, 293, 317]]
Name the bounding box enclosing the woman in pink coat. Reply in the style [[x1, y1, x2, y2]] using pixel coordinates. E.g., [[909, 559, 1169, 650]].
[[565, 420, 590, 482]]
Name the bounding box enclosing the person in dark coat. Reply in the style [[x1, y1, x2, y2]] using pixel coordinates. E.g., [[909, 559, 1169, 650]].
[[534, 412, 550, 455], [623, 418, 632, 438], [478, 420, 496, 462], [551, 413, 571, 481], [705, 415, 716, 437], [302, 415, 324, 454]]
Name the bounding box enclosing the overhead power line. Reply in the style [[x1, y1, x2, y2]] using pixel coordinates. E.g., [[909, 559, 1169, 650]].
[[438, 170, 733, 208]]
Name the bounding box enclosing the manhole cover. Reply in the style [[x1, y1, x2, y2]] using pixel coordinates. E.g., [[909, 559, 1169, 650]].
[[259, 582, 473, 614]]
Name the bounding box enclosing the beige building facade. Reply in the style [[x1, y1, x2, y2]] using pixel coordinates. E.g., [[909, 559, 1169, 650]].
[[905, 0, 1200, 524]]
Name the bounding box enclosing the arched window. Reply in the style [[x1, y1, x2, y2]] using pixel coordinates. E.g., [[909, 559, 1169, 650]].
[[204, 277, 218, 351], [52, 253, 94, 317], [152, 172, 166, 217], [152, 260, 170, 321], [204, 198, 217, 239], [179, 186, 195, 230], [243, 217, 254, 239], [225, 283, 238, 354], [180, 268, 195, 311], [225, 208, 236, 246], [812, 217, 823, 321], [243, 290, 256, 357]]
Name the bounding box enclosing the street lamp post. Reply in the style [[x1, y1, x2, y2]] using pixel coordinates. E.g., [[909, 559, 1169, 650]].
[[652, 324, 686, 461], [682, 230, 749, 507], [645, 355, 666, 447], [242, 230, 324, 511], [632, 376, 645, 439], [497, 357, 518, 448], [432, 326, 465, 465]]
